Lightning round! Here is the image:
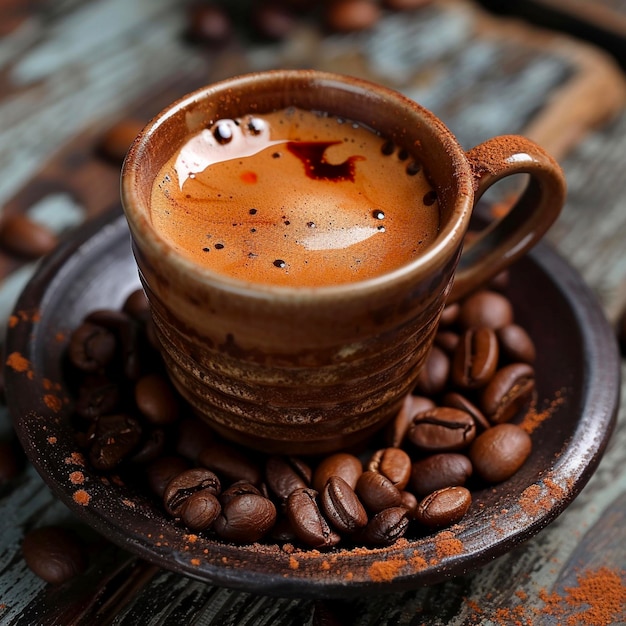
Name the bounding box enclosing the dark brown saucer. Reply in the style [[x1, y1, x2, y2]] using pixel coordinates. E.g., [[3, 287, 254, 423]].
[[4, 207, 620, 598]]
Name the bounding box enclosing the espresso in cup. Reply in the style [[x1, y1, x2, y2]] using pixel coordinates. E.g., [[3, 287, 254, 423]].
[[150, 107, 440, 287], [122, 70, 565, 453]]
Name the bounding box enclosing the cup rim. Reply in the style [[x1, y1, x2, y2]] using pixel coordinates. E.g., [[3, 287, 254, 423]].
[[121, 69, 474, 301]]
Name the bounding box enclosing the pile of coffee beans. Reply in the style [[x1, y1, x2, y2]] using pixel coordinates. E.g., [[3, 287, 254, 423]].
[[63, 269, 538, 549], [184, 0, 433, 47]]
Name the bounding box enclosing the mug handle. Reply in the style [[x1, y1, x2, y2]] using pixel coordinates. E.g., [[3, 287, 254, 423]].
[[448, 135, 566, 302]]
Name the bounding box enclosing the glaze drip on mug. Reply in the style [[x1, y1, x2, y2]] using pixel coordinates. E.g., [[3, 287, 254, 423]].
[[151, 107, 440, 287]]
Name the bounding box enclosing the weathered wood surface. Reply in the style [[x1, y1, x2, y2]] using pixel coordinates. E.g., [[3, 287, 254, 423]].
[[1, 1, 626, 624]]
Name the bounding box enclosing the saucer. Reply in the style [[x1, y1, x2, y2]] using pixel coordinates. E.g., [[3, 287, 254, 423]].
[[5, 207, 620, 598]]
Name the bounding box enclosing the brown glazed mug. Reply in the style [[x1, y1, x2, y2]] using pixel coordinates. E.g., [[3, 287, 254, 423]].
[[121, 70, 565, 454]]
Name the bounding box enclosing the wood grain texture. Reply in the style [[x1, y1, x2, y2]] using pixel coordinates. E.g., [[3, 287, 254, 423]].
[[0, 0, 625, 623]]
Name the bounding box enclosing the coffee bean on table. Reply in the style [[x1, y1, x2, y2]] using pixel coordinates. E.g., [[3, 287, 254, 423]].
[[0, 213, 58, 259], [98, 119, 145, 163], [253, 3, 296, 40], [480, 362, 536, 424], [469, 423, 532, 483], [410, 453, 473, 497], [451, 327, 499, 389], [458, 290, 514, 330], [22, 526, 87, 585], [415, 486, 472, 529], [407, 407, 476, 452], [214, 493, 277, 543], [324, 0, 382, 33], [163, 467, 221, 517], [185, 2, 233, 46], [286, 488, 341, 548], [321, 476, 368, 534]]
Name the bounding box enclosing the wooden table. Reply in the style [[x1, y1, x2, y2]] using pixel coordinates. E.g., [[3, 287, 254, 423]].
[[1, 1, 625, 623]]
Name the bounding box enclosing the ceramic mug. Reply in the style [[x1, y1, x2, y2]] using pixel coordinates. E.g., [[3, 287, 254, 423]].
[[121, 70, 565, 454]]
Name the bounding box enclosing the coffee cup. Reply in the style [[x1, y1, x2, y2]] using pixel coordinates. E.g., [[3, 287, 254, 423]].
[[121, 70, 565, 454]]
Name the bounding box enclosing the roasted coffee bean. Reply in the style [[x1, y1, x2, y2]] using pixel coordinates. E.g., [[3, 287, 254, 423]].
[[163, 467, 221, 516], [480, 363, 535, 424], [407, 407, 476, 452], [410, 452, 473, 497], [286, 488, 341, 548], [488, 269, 510, 292], [145, 455, 190, 497], [22, 526, 87, 584], [399, 490, 419, 518], [175, 417, 215, 462], [441, 391, 490, 431], [186, 2, 233, 46], [439, 302, 460, 326], [458, 290, 514, 330], [0, 212, 58, 259], [122, 288, 150, 322], [198, 441, 262, 486], [385, 394, 436, 447], [131, 428, 166, 465], [415, 345, 450, 395], [135, 373, 180, 425], [325, 0, 381, 32], [181, 491, 221, 531], [253, 2, 296, 40], [415, 486, 471, 528], [214, 493, 277, 543], [496, 324, 536, 364], [452, 327, 499, 389], [68, 322, 117, 372], [220, 480, 264, 505], [367, 447, 412, 490], [312, 452, 362, 493], [90, 310, 145, 380], [74, 377, 120, 420], [265, 455, 312, 503], [98, 119, 145, 163], [469, 423, 532, 483], [358, 507, 409, 545], [355, 470, 402, 513], [384, 0, 433, 9], [321, 476, 368, 534], [88, 414, 142, 470], [434, 330, 460, 354]]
